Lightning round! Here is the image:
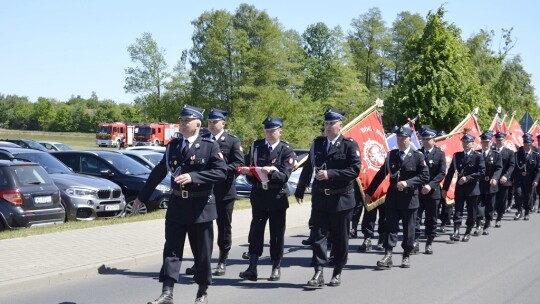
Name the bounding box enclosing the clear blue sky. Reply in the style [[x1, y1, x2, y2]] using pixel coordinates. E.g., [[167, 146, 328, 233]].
[[1, 0, 538, 104]]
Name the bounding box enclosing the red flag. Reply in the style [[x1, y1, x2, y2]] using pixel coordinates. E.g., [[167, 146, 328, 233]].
[[342, 110, 389, 211], [507, 116, 524, 148]]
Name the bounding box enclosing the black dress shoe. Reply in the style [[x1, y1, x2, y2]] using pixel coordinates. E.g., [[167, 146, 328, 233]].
[[307, 270, 324, 288], [239, 267, 258, 281], [401, 256, 410, 268], [524, 215, 530, 221], [301, 238, 313, 246], [473, 226, 483, 236], [377, 253, 393, 269], [482, 228, 489, 235], [214, 262, 226, 276], [450, 232, 460, 241], [185, 265, 197, 275], [461, 234, 470, 242], [268, 267, 281, 281], [349, 228, 358, 238], [148, 287, 173, 304], [514, 212, 522, 220], [495, 221, 501, 228], [194, 293, 208, 304], [358, 238, 372, 252], [242, 252, 249, 259], [425, 244, 433, 255], [328, 274, 341, 287]]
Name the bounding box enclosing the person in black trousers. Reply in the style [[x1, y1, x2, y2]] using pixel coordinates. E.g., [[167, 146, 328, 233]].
[[296, 108, 361, 287], [512, 134, 540, 221], [365, 126, 429, 269], [238, 116, 295, 282], [442, 133, 485, 243], [133, 105, 227, 304], [415, 127, 446, 254], [493, 132, 515, 228], [474, 132, 502, 236], [184, 109, 244, 277]]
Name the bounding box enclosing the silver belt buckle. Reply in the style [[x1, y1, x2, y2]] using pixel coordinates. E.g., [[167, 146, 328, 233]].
[[324, 189, 331, 195], [262, 183, 268, 190], [181, 190, 188, 198], [398, 187, 403, 191]]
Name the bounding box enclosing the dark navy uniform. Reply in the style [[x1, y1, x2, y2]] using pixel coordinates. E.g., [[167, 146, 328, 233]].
[[239, 116, 295, 282], [138, 135, 226, 286], [513, 141, 540, 220], [476, 140, 502, 234], [298, 131, 361, 288], [442, 134, 486, 241], [367, 136, 429, 268], [494, 134, 515, 226], [296, 134, 361, 273], [202, 130, 244, 270], [416, 140, 446, 253]]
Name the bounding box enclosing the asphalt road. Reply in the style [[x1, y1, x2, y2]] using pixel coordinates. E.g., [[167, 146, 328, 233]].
[[1, 211, 539, 304]]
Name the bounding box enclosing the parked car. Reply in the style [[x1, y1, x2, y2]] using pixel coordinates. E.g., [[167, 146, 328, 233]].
[[118, 149, 164, 169], [0, 159, 65, 231], [0, 141, 21, 148], [0, 139, 50, 152], [37, 141, 73, 151], [51, 150, 171, 214], [125, 146, 166, 154], [0, 148, 126, 221]]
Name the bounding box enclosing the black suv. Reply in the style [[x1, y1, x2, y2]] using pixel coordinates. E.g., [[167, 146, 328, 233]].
[[0, 159, 65, 231], [51, 150, 171, 214]]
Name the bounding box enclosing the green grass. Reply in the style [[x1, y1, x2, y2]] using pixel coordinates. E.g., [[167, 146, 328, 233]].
[[0, 128, 108, 150]]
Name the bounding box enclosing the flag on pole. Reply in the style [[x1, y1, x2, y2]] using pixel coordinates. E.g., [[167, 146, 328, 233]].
[[528, 116, 540, 138], [507, 113, 524, 148], [342, 100, 389, 211]]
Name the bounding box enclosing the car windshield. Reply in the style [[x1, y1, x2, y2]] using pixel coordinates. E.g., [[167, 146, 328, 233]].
[[54, 143, 72, 151], [25, 140, 49, 152], [136, 126, 152, 135], [100, 153, 151, 175], [142, 153, 163, 166], [17, 152, 72, 174], [96, 126, 112, 133]]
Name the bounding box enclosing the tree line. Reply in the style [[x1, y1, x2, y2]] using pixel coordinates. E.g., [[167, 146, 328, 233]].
[[1, 5, 537, 149]]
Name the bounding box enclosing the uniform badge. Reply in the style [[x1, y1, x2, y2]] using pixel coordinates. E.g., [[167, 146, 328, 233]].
[[239, 146, 243, 152], [195, 143, 200, 149], [218, 152, 224, 159], [173, 160, 177, 165], [190, 155, 196, 164], [356, 150, 360, 156]]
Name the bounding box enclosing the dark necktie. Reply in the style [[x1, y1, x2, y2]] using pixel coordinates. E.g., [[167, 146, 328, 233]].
[[423, 150, 429, 160], [327, 141, 333, 152], [399, 151, 405, 161], [268, 145, 273, 153], [181, 139, 189, 159]]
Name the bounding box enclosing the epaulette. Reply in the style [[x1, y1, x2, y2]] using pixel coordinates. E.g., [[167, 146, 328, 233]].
[[281, 140, 290, 144], [228, 134, 238, 139], [433, 146, 441, 150], [472, 150, 482, 155], [413, 150, 423, 155], [343, 137, 354, 142], [201, 137, 214, 143]]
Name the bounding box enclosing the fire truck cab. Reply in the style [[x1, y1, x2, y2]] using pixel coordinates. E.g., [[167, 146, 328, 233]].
[[96, 123, 135, 147], [133, 123, 179, 146]]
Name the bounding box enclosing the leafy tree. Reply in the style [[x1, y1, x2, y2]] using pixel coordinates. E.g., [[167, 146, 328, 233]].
[[125, 32, 170, 121], [387, 6, 492, 131], [388, 11, 425, 84], [34, 97, 57, 131], [348, 7, 391, 89], [493, 55, 539, 118]]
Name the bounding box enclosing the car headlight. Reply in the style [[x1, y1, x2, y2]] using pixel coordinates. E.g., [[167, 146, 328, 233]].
[[156, 183, 171, 192], [65, 187, 98, 198]]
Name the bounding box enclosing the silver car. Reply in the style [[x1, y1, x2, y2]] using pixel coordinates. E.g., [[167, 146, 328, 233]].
[[0, 148, 126, 221]]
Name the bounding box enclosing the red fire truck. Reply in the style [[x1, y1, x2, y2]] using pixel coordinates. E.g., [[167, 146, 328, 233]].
[[133, 123, 180, 146], [95, 122, 135, 147]]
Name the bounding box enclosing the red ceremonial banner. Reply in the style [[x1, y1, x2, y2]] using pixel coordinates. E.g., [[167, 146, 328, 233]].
[[342, 110, 389, 211], [507, 116, 524, 148]]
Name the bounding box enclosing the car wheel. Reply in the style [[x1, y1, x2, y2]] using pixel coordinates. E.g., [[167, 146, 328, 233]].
[[125, 196, 148, 216], [61, 201, 69, 222], [0, 219, 5, 232]]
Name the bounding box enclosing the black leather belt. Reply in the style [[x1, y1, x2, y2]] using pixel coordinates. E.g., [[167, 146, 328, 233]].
[[316, 184, 354, 195], [484, 176, 490, 181], [173, 189, 212, 198], [254, 183, 284, 190]]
